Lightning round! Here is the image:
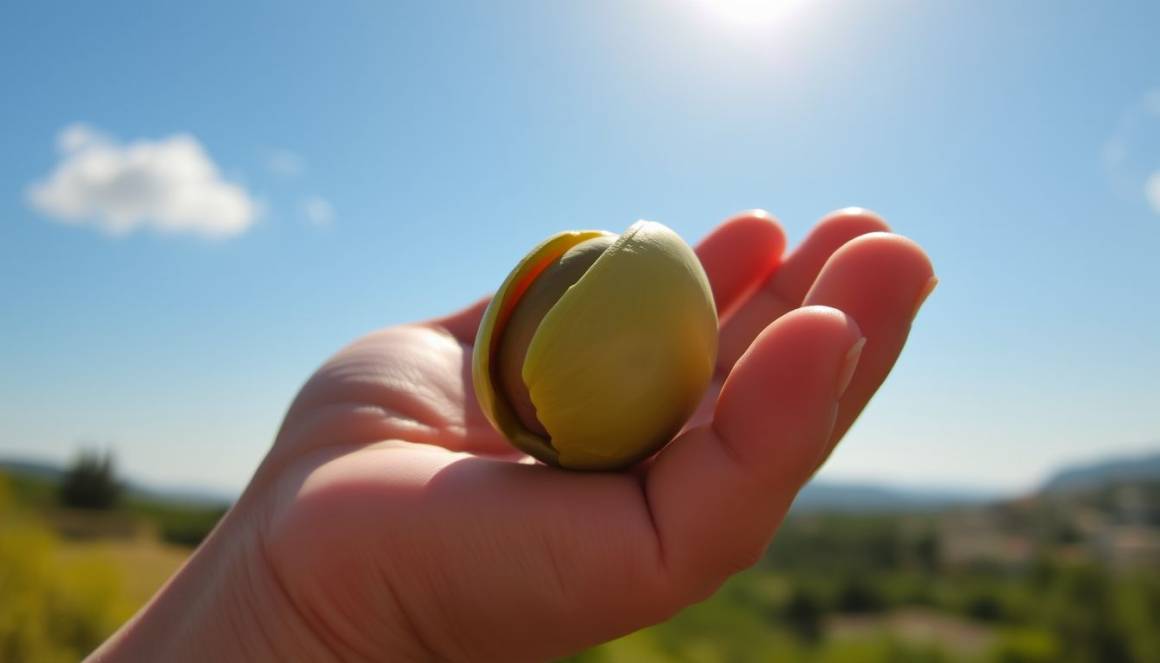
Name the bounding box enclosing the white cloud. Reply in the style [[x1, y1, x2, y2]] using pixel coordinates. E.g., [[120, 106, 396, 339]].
[[58, 123, 110, 152], [27, 123, 259, 238], [302, 195, 335, 227], [1101, 137, 1126, 169], [1145, 89, 1160, 116], [267, 148, 306, 178], [1103, 91, 1160, 216], [1146, 172, 1160, 215]]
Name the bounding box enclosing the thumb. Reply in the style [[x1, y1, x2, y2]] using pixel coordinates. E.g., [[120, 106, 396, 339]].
[[645, 305, 864, 599]]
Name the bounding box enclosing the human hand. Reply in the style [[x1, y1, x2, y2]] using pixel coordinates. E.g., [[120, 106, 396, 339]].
[[91, 209, 935, 662]]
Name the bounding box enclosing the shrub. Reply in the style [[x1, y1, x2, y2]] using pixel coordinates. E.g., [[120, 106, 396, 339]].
[[59, 450, 122, 511]]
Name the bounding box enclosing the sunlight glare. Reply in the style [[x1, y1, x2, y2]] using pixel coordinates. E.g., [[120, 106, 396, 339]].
[[699, 0, 803, 29]]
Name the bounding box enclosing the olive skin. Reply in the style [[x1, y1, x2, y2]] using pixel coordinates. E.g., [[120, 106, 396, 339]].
[[472, 221, 717, 471]]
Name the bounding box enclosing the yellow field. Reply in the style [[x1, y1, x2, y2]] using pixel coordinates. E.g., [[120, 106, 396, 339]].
[[54, 537, 190, 610], [0, 507, 192, 661]]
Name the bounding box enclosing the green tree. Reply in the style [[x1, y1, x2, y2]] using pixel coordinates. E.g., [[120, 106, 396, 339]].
[[913, 528, 940, 573], [59, 449, 122, 510], [783, 587, 824, 643], [1045, 565, 1131, 663], [835, 576, 886, 614]]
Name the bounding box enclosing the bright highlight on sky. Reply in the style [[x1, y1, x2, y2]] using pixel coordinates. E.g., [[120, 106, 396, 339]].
[[700, 0, 803, 27], [1, 1, 1158, 497]]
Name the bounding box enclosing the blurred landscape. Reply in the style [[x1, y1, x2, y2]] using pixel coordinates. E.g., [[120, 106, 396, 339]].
[[3, 447, 1157, 662]]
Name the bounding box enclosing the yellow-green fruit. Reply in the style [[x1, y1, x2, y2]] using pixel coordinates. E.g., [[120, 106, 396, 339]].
[[472, 221, 718, 470]]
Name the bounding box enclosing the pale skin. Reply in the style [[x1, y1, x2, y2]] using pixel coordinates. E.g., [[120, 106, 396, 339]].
[[90, 209, 936, 662]]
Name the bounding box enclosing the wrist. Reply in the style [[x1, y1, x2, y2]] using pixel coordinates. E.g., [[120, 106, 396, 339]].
[[87, 493, 335, 662]]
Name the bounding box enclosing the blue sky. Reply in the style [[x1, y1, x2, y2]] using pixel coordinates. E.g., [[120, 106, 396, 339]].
[[2, 1, 1158, 495]]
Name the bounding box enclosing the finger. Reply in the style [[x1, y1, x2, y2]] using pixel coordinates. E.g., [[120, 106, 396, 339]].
[[694, 210, 786, 318], [429, 295, 492, 344], [803, 232, 936, 468], [716, 208, 889, 374], [646, 306, 865, 599]]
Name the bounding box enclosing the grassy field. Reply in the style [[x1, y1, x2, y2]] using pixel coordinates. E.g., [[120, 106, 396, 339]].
[[53, 537, 188, 609], [0, 471, 202, 661]]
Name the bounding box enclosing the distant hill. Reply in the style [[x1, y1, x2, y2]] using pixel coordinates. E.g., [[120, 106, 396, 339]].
[[1040, 448, 1160, 493], [0, 458, 62, 481], [792, 480, 994, 514], [0, 457, 234, 507]]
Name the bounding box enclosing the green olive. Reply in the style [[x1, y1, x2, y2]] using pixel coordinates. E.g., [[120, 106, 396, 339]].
[[495, 235, 616, 437], [473, 221, 717, 471]]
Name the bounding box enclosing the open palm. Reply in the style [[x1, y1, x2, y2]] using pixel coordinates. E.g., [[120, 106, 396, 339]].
[[95, 209, 934, 663]]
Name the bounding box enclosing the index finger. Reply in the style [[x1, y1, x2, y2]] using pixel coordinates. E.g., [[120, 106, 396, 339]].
[[717, 208, 891, 374]]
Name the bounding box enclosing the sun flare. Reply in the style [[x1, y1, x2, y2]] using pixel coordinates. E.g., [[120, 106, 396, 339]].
[[699, 0, 803, 28]]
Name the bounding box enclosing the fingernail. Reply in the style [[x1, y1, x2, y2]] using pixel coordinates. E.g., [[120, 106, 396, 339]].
[[911, 276, 939, 321], [836, 337, 866, 399]]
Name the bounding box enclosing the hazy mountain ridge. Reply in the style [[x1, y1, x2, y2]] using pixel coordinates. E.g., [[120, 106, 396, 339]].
[[792, 481, 994, 513], [793, 447, 1160, 513], [1040, 448, 1160, 493]]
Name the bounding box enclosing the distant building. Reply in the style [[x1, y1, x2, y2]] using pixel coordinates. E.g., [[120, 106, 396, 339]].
[[1092, 525, 1160, 570], [939, 508, 1033, 568]]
